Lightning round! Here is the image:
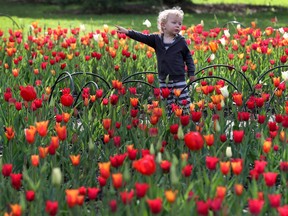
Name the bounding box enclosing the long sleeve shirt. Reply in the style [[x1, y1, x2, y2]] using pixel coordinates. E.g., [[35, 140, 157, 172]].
[[127, 30, 195, 81]]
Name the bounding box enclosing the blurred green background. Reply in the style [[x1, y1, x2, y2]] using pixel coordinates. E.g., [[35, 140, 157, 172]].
[[0, 0, 287, 32]]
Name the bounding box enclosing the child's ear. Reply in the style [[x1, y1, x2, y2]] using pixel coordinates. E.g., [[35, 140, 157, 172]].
[[161, 22, 165, 30]]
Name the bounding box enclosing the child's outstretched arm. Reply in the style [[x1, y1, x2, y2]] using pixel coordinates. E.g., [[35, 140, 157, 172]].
[[115, 25, 129, 34]]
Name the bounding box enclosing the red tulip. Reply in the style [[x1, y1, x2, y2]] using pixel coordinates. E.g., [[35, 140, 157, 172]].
[[87, 187, 100, 200], [206, 156, 219, 170], [10, 173, 22, 190], [182, 164, 193, 177], [268, 194, 281, 208], [45, 200, 58, 216], [233, 130, 244, 144], [26, 190, 35, 202], [146, 198, 162, 214], [120, 190, 134, 205], [2, 163, 13, 177], [60, 88, 74, 107], [135, 182, 149, 198], [263, 172, 278, 187], [248, 199, 264, 215], [133, 154, 156, 176], [184, 131, 204, 151], [20, 85, 37, 101]]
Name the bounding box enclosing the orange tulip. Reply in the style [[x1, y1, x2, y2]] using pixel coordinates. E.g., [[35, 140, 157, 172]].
[[173, 89, 181, 97], [181, 153, 189, 161], [31, 155, 39, 167], [38, 146, 49, 158], [112, 173, 123, 189], [152, 107, 163, 117], [174, 108, 182, 117], [275, 89, 283, 97], [62, 112, 71, 123], [35, 120, 49, 137], [102, 118, 112, 130], [4, 126, 15, 140], [208, 41, 218, 53], [210, 95, 222, 104], [203, 134, 214, 146], [219, 161, 230, 175], [66, 189, 79, 208], [216, 186, 226, 199], [98, 162, 111, 179], [279, 130, 286, 142], [234, 184, 244, 196], [54, 123, 67, 141], [165, 190, 178, 203], [272, 77, 280, 87], [70, 155, 80, 166], [10, 204, 22, 216], [263, 140, 272, 153], [103, 134, 110, 144], [130, 98, 138, 107], [25, 126, 37, 144], [146, 74, 155, 84], [232, 93, 243, 106], [231, 161, 243, 175], [50, 136, 59, 149]]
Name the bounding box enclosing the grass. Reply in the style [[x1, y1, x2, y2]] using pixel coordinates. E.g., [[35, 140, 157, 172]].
[[193, 0, 288, 7], [0, 0, 287, 34]]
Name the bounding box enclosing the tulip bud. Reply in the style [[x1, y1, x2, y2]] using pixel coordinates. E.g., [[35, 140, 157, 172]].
[[177, 125, 184, 140], [170, 156, 179, 185], [220, 100, 225, 108], [123, 164, 130, 182], [88, 138, 95, 152], [226, 147, 232, 158], [156, 152, 162, 164], [51, 167, 62, 186], [214, 120, 221, 132], [165, 75, 170, 84], [170, 164, 179, 185], [149, 143, 155, 155], [156, 139, 162, 151]]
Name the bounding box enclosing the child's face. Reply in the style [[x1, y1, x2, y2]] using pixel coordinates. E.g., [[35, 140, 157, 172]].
[[163, 14, 183, 36]]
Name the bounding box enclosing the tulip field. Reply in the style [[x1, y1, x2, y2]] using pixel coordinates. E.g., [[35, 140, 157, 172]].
[[1, 17, 288, 215]]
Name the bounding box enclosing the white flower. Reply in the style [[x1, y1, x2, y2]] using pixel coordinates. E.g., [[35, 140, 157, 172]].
[[282, 70, 288, 81], [93, 34, 100, 42], [279, 27, 285, 34], [80, 24, 86, 32], [210, 53, 215, 61], [226, 146, 232, 158], [220, 85, 229, 98], [236, 24, 241, 30], [201, 20, 204, 26], [224, 29, 230, 38], [51, 167, 62, 186], [283, 32, 288, 39], [143, 19, 151, 28], [219, 37, 226, 46]]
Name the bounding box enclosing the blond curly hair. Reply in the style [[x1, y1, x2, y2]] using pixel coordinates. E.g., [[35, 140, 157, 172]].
[[157, 7, 184, 33]]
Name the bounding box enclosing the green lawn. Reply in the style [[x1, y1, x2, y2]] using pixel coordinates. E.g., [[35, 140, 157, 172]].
[[0, 0, 287, 33], [194, 0, 288, 7]]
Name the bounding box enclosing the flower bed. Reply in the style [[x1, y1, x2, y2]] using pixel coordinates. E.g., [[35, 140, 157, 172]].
[[0, 21, 288, 215]]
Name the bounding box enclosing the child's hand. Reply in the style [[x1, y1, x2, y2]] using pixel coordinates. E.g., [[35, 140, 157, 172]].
[[115, 25, 128, 34]]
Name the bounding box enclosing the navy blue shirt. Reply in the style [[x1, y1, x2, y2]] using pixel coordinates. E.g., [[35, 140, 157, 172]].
[[127, 30, 195, 81]]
